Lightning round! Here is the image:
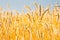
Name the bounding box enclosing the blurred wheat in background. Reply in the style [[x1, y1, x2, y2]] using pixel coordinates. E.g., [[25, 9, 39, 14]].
[[0, 3, 60, 40]]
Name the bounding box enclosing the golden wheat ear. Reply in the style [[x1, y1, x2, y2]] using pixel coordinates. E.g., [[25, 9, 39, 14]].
[[24, 5, 31, 12]]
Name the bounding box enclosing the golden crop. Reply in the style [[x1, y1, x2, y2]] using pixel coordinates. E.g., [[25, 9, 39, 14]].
[[0, 4, 60, 40]]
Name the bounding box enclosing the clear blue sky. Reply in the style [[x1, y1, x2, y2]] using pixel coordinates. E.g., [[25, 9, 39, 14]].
[[0, 0, 60, 12]]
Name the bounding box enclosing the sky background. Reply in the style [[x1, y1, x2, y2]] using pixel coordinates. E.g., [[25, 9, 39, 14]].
[[0, 0, 60, 12]]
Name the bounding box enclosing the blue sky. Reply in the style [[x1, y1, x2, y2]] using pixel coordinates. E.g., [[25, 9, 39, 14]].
[[0, 0, 60, 12]]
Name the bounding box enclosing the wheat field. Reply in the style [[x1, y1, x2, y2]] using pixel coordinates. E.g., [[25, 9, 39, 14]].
[[0, 4, 60, 40]]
